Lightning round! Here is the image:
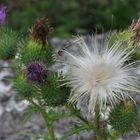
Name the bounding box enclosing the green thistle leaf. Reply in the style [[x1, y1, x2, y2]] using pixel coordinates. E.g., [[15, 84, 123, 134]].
[[60, 123, 89, 140], [15, 74, 37, 99], [0, 28, 19, 60], [45, 107, 71, 123], [41, 73, 70, 106]]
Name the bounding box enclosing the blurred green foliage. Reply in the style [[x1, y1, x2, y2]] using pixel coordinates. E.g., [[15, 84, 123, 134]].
[[1, 0, 140, 38]]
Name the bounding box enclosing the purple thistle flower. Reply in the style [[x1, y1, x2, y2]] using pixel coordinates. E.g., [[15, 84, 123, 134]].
[[26, 62, 48, 85], [0, 6, 6, 25]]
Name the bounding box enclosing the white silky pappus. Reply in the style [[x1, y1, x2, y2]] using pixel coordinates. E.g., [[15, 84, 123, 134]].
[[61, 36, 140, 113]]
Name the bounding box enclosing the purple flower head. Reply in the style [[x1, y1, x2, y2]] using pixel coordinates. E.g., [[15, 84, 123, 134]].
[[0, 5, 6, 25], [26, 62, 48, 85]]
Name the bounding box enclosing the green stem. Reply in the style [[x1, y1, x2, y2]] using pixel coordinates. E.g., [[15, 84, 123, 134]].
[[95, 105, 100, 129], [60, 126, 87, 140], [66, 104, 89, 124], [41, 109, 56, 140], [31, 100, 56, 140], [66, 104, 102, 139], [95, 105, 104, 140]]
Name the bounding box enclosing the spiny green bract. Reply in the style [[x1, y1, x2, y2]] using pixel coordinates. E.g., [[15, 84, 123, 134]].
[[108, 101, 139, 135], [20, 40, 54, 66], [20, 40, 42, 65], [42, 44, 54, 66], [108, 31, 134, 48], [108, 31, 140, 61], [15, 74, 37, 99], [0, 28, 19, 60], [41, 73, 70, 106]]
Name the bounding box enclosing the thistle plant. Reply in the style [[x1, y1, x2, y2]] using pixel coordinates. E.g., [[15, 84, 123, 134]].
[[1, 5, 140, 140]]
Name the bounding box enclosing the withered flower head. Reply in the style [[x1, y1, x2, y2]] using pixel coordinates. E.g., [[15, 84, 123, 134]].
[[31, 17, 52, 46], [129, 14, 140, 45], [62, 37, 140, 113]]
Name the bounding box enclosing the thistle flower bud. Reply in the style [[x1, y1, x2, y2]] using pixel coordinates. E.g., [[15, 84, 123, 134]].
[[0, 5, 6, 25], [109, 100, 139, 135], [30, 18, 52, 46], [26, 62, 48, 85]]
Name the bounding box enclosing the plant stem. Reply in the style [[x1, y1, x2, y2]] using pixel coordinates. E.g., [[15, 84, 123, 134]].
[[60, 126, 87, 140], [66, 104, 89, 124], [41, 109, 56, 140], [31, 100, 56, 140], [95, 105, 100, 128], [95, 105, 104, 140], [66, 104, 102, 139]]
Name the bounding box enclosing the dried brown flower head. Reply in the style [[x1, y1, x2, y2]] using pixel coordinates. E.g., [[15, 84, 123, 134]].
[[31, 18, 52, 46], [129, 14, 140, 45]]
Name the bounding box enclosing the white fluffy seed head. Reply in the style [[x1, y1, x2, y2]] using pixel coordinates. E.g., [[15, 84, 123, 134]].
[[62, 36, 140, 113]]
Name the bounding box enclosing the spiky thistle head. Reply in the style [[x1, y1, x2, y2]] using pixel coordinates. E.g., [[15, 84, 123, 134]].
[[26, 62, 48, 85], [30, 17, 52, 46], [108, 100, 139, 135], [62, 36, 140, 113], [20, 40, 42, 65], [0, 5, 6, 25]]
